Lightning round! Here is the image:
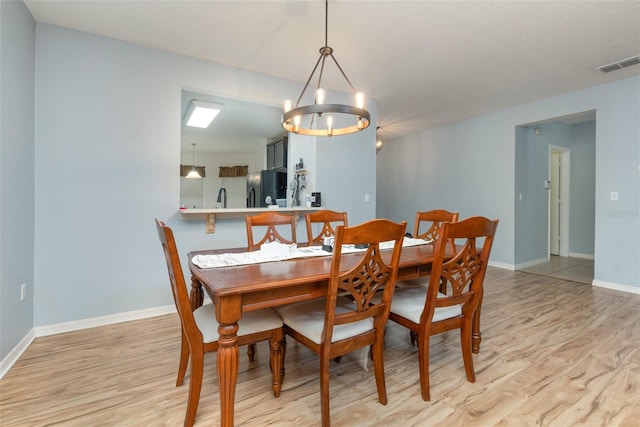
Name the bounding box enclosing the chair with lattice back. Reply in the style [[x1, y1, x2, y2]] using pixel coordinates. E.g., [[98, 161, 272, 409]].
[[413, 209, 459, 249], [278, 218, 407, 427], [304, 209, 348, 245], [245, 211, 297, 251], [388, 216, 498, 401]]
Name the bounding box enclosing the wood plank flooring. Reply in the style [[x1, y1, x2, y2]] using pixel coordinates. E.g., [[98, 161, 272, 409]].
[[2, 268, 639, 426], [519, 256, 594, 284]]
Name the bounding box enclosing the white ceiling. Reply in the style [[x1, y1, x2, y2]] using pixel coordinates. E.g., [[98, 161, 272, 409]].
[[24, 0, 640, 144]]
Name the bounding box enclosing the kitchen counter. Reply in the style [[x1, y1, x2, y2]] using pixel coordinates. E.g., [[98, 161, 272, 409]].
[[179, 206, 324, 233]]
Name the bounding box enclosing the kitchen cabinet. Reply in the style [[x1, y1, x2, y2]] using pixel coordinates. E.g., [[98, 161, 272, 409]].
[[267, 137, 287, 171]]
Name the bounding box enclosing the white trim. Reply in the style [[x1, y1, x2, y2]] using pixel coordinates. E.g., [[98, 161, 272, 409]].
[[1, 304, 178, 379], [0, 329, 35, 379], [514, 257, 548, 270], [34, 304, 176, 337], [593, 280, 640, 295], [568, 252, 594, 260], [488, 260, 515, 270]]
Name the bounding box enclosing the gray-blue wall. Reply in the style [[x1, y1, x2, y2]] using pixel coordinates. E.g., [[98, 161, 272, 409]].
[[377, 77, 639, 289], [31, 24, 376, 329], [1, 16, 377, 362], [569, 121, 596, 256], [1, 0, 36, 363]]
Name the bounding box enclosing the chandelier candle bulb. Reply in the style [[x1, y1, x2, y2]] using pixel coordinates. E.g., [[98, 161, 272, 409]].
[[294, 115, 301, 132], [327, 115, 333, 136], [284, 99, 292, 113], [355, 92, 365, 109], [316, 88, 325, 104]]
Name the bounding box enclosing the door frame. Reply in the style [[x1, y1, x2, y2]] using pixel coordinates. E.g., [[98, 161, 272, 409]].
[[548, 145, 570, 257]]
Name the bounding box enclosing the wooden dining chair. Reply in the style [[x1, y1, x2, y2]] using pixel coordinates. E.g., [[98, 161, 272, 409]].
[[414, 209, 459, 249], [245, 211, 297, 251], [404, 209, 460, 344], [278, 219, 407, 427], [304, 209, 348, 245], [387, 216, 498, 401], [155, 219, 284, 427]]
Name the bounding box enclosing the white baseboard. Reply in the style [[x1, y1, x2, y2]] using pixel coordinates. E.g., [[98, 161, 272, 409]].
[[488, 260, 515, 270], [1, 304, 175, 380], [514, 257, 548, 270], [569, 252, 594, 260], [34, 304, 175, 337], [0, 329, 35, 379], [593, 280, 640, 295]]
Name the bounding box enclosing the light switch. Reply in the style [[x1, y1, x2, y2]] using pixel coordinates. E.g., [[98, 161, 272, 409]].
[[364, 193, 370, 202], [610, 191, 619, 201]]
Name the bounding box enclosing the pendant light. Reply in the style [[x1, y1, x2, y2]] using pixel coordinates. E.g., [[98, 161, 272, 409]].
[[185, 143, 202, 179], [281, 0, 370, 137]]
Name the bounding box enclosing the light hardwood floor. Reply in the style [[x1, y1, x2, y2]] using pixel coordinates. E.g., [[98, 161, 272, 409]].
[[2, 267, 639, 426], [519, 256, 594, 285]]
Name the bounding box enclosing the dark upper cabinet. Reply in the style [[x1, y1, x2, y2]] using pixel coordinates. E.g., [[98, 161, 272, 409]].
[[267, 137, 287, 171]]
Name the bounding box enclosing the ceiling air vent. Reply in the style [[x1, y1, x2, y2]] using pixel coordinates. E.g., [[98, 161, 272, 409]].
[[619, 56, 640, 68], [597, 55, 640, 73]]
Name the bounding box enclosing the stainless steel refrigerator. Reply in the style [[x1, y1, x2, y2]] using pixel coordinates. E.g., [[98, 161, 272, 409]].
[[246, 170, 287, 207]]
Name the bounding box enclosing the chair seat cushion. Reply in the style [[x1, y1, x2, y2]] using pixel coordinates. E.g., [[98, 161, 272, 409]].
[[278, 296, 374, 345], [390, 285, 462, 324], [194, 303, 283, 344]]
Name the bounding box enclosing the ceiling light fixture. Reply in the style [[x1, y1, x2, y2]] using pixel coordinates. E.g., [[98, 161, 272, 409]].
[[185, 143, 202, 179], [185, 100, 223, 128], [281, 0, 370, 137]]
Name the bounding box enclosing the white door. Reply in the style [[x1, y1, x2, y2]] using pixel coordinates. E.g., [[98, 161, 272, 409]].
[[550, 151, 561, 255], [549, 146, 570, 257]]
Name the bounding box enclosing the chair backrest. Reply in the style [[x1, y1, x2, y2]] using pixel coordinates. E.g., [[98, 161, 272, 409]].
[[413, 209, 459, 241], [423, 216, 498, 325], [155, 219, 202, 342], [304, 210, 349, 245], [414, 209, 459, 256], [324, 219, 407, 343], [245, 212, 297, 251]]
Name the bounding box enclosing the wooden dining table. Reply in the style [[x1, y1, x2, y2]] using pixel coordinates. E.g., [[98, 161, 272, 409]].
[[188, 243, 483, 427]]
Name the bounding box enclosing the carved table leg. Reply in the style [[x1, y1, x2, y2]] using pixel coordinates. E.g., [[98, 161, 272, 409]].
[[472, 287, 483, 353], [190, 274, 204, 310], [270, 329, 284, 398], [217, 321, 239, 427]]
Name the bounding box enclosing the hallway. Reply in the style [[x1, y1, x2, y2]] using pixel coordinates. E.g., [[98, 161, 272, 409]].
[[519, 256, 594, 284]]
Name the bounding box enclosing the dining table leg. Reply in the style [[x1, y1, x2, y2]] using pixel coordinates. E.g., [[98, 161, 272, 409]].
[[216, 295, 241, 427]]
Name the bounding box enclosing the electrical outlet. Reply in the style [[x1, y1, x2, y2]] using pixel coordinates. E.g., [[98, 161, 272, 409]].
[[21, 283, 27, 301]]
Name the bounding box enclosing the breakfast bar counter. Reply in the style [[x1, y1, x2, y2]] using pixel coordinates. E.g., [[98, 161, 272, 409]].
[[179, 207, 323, 233]]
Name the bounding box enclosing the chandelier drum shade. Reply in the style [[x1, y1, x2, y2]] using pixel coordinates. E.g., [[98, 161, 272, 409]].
[[281, 0, 370, 137]]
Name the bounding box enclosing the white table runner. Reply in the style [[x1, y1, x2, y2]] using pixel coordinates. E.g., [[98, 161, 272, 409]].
[[191, 237, 432, 269]]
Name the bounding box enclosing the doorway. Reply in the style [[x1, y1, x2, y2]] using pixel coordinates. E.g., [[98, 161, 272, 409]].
[[514, 110, 595, 279]]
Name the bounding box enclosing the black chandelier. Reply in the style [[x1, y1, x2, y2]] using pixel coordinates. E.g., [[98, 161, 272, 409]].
[[281, 0, 370, 137]]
